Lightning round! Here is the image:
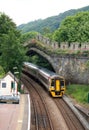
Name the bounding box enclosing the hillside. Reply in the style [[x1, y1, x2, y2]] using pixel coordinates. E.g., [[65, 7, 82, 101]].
[[18, 5, 89, 34]]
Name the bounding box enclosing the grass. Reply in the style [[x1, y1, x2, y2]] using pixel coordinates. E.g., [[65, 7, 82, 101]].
[[66, 84, 89, 104]]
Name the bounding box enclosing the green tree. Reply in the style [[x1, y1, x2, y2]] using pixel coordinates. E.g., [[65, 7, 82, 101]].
[[53, 11, 89, 43], [0, 65, 5, 78], [0, 13, 26, 73], [20, 31, 38, 44]]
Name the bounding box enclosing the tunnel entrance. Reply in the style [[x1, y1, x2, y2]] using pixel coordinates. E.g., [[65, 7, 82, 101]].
[[26, 50, 55, 72]]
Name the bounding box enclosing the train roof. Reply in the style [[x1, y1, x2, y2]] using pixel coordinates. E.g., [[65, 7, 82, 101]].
[[40, 67, 57, 76], [24, 62, 64, 79], [39, 67, 63, 78], [24, 62, 39, 70]]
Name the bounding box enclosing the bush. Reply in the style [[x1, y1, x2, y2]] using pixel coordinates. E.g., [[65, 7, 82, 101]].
[[66, 84, 89, 104]]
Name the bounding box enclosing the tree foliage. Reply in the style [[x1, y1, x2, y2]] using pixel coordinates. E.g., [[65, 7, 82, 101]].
[[0, 65, 5, 78], [0, 13, 26, 73], [18, 6, 89, 34], [20, 31, 38, 44], [28, 54, 54, 71], [53, 11, 89, 43]]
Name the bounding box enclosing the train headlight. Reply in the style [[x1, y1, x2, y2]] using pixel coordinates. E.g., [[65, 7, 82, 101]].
[[61, 86, 64, 88]]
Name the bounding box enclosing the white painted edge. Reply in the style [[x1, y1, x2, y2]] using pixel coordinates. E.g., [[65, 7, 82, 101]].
[[27, 94, 30, 130]]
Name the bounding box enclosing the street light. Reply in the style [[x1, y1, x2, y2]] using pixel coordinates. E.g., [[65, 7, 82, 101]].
[[13, 67, 19, 96]]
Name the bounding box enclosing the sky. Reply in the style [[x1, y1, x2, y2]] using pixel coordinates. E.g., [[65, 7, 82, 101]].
[[0, 0, 89, 26]]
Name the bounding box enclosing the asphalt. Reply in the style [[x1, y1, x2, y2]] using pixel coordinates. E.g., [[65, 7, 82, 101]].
[[0, 94, 30, 130]]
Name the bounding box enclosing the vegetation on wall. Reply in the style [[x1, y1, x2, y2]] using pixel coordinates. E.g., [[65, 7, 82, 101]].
[[20, 31, 38, 44]]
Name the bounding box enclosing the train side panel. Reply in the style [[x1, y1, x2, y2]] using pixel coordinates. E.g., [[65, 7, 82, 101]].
[[23, 62, 66, 97], [38, 71, 50, 90], [23, 63, 39, 79]]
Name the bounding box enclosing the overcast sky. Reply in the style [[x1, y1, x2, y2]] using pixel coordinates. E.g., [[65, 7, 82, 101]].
[[0, 0, 89, 25]]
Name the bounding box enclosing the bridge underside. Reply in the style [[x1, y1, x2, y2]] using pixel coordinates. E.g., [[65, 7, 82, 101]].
[[27, 50, 37, 56], [26, 48, 56, 72]]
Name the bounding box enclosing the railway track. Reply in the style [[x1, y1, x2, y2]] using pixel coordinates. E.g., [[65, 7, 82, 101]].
[[54, 98, 85, 130], [22, 74, 53, 130], [21, 73, 87, 130]]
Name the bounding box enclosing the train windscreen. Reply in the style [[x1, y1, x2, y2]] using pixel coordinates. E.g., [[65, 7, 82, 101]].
[[60, 81, 64, 86], [51, 79, 55, 86]]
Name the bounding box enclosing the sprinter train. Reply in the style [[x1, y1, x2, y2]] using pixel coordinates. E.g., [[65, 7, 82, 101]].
[[22, 62, 66, 97]]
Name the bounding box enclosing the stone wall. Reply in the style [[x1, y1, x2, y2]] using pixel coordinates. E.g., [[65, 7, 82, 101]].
[[49, 55, 89, 84], [36, 34, 89, 51]]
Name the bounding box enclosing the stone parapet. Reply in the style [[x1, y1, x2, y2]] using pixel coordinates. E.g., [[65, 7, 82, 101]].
[[36, 34, 89, 51]]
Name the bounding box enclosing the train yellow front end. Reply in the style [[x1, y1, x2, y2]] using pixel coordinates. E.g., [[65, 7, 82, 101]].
[[49, 78, 66, 97]]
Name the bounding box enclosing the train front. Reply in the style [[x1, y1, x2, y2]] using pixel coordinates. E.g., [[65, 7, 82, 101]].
[[49, 76, 66, 97]]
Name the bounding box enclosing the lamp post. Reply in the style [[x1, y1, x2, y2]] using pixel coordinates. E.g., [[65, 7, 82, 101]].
[[13, 67, 19, 96]]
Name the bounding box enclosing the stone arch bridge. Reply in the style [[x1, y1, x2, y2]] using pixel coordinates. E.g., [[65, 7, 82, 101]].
[[24, 38, 89, 84]]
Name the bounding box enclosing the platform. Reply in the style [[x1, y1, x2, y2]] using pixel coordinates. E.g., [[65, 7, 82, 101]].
[[0, 94, 30, 130]]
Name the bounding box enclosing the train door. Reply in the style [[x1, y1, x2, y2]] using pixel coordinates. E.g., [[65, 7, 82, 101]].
[[55, 79, 61, 92]]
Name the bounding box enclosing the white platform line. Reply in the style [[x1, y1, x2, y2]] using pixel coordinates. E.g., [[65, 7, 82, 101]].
[[27, 94, 30, 130]]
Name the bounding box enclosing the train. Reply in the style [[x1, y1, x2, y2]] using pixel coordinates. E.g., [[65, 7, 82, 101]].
[[22, 62, 66, 97]]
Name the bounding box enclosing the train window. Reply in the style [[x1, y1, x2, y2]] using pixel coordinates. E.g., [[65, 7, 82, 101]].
[[39, 73, 49, 84], [60, 81, 64, 86], [51, 79, 55, 86]]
